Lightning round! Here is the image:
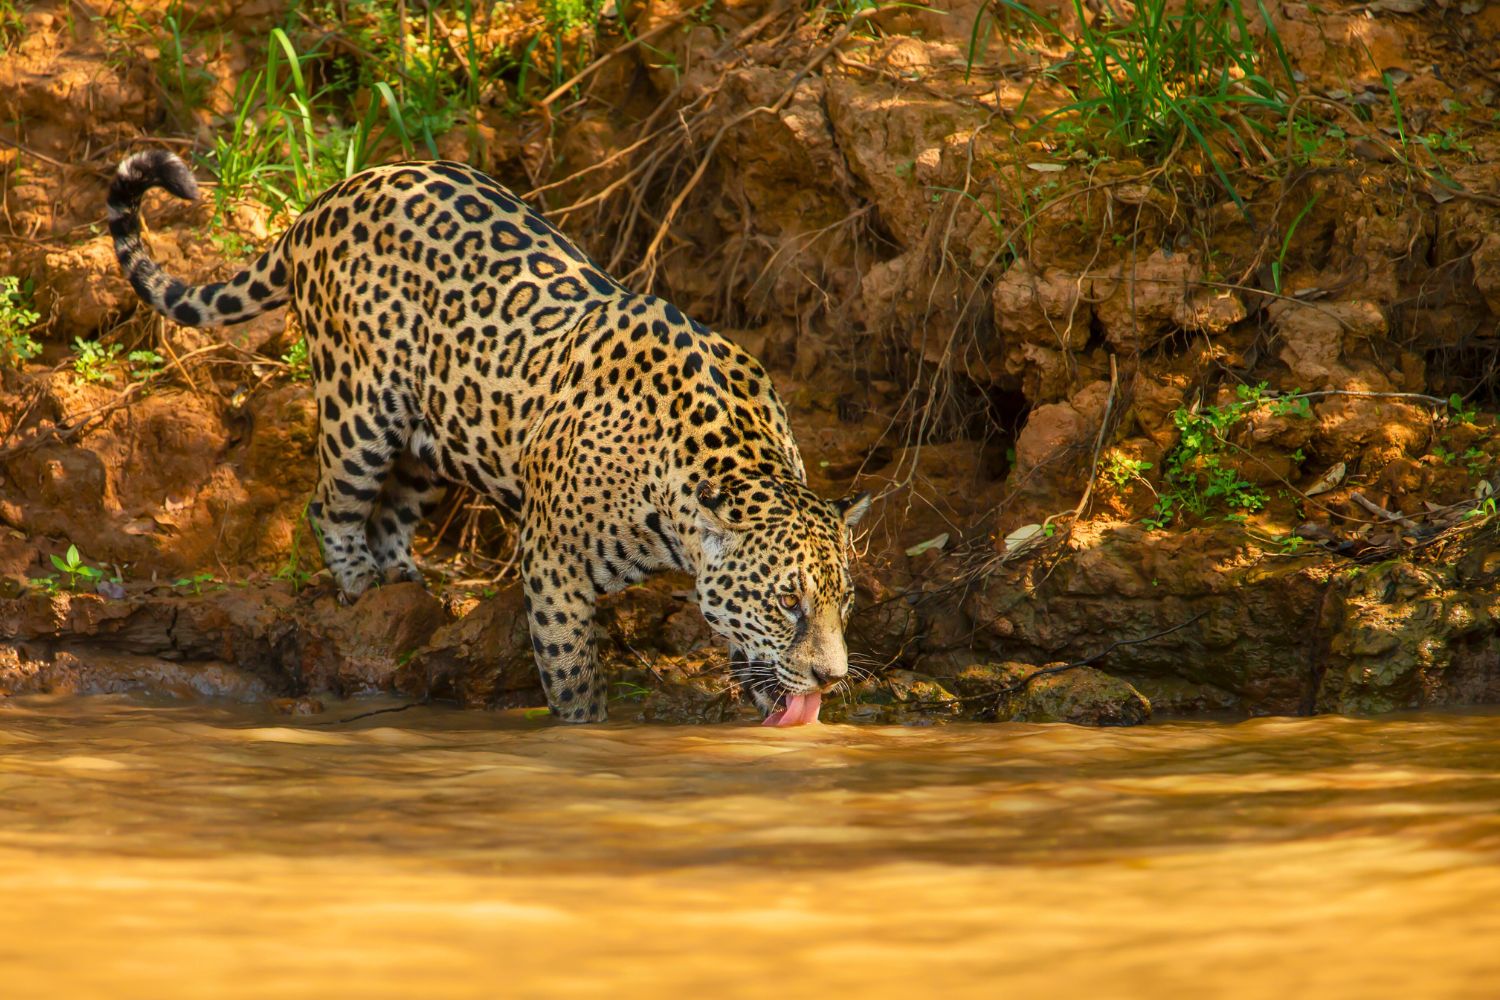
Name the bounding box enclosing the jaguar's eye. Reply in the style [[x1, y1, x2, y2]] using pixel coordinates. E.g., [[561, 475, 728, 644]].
[[777, 593, 801, 612]]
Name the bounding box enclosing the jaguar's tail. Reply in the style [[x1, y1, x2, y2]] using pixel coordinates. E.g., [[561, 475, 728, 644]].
[[108, 150, 290, 327]]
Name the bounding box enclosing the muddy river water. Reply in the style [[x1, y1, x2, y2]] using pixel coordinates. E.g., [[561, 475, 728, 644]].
[[2, 695, 1498, 998]]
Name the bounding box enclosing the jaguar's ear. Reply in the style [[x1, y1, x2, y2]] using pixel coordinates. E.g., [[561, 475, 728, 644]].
[[832, 490, 872, 527], [694, 478, 740, 544]]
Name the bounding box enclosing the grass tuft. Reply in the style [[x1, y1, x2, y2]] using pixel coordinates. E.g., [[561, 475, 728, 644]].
[[969, 0, 1313, 210]]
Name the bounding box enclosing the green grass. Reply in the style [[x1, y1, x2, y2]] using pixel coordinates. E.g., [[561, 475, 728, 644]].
[[197, 1, 620, 220], [1271, 193, 1319, 295], [157, 4, 215, 116], [275, 501, 320, 593], [968, 0, 1309, 210], [102, 0, 655, 222], [202, 26, 421, 220], [0, 0, 26, 48]]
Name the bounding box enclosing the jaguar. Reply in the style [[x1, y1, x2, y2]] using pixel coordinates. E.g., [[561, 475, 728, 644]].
[[108, 150, 870, 725]]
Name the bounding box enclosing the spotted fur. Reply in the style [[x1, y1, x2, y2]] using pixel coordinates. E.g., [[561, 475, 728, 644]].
[[108, 151, 871, 723]]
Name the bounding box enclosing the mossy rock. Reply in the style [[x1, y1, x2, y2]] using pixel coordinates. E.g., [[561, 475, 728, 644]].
[[954, 661, 1151, 726], [630, 672, 757, 724], [821, 669, 960, 725]]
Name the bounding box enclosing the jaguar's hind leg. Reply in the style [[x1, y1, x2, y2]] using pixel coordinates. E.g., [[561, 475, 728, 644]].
[[309, 378, 407, 603], [367, 442, 446, 585]]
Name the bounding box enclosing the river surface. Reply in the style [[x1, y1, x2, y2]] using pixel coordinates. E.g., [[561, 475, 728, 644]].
[[2, 695, 1498, 999]]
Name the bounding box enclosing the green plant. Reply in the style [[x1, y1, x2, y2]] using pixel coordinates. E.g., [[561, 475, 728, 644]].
[[0, 0, 27, 47], [1465, 496, 1498, 521], [1103, 451, 1153, 488], [1449, 393, 1477, 424], [1420, 127, 1474, 158], [128, 349, 167, 381], [1268, 394, 1313, 420], [1143, 389, 1271, 529], [157, 4, 215, 114], [1464, 447, 1489, 478], [28, 574, 60, 595], [72, 338, 124, 383], [281, 337, 311, 380], [50, 544, 104, 592], [1278, 534, 1308, 554], [0, 275, 40, 367], [172, 572, 217, 596], [542, 0, 604, 32]]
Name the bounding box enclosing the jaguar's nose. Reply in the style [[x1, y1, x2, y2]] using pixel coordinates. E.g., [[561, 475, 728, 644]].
[[810, 662, 847, 689]]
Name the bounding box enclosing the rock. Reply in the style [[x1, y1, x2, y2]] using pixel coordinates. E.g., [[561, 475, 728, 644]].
[[1474, 233, 1500, 316], [956, 661, 1151, 726], [298, 583, 448, 695], [271, 696, 325, 716], [659, 604, 714, 655], [821, 669, 959, 725], [397, 586, 539, 708], [1013, 380, 1111, 476], [27, 238, 135, 338], [632, 670, 751, 724], [0, 645, 272, 701], [967, 523, 1330, 713], [0, 372, 315, 578], [1273, 299, 1390, 389], [825, 73, 992, 249], [1091, 250, 1201, 351], [1131, 677, 1238, 716], [991, 262, 1092, 353], [1318, 561, 1499, 714]]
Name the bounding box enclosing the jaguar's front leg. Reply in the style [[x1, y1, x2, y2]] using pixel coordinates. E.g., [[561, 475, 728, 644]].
[[521, 567, 608, 724]]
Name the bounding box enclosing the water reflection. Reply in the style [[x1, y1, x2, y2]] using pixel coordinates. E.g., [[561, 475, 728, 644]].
[[3, 695, 1499, 997]]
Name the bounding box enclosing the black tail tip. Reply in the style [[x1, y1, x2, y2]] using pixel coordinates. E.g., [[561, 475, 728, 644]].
[[113, 149, 199, 203]]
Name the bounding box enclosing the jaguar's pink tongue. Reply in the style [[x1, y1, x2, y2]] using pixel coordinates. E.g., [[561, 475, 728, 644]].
[[762, 691, 822, 727]]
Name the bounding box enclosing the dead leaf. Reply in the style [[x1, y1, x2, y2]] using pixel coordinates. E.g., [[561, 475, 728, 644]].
[[1026, 162, 1066, 173], [1305, 461, 1346, 496], [1002, 523, 1047, 556], [904, 532, 950, 557]]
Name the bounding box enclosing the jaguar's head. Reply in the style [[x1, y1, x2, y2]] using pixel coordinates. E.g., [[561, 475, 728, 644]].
[[690, 475, 871, 727]]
